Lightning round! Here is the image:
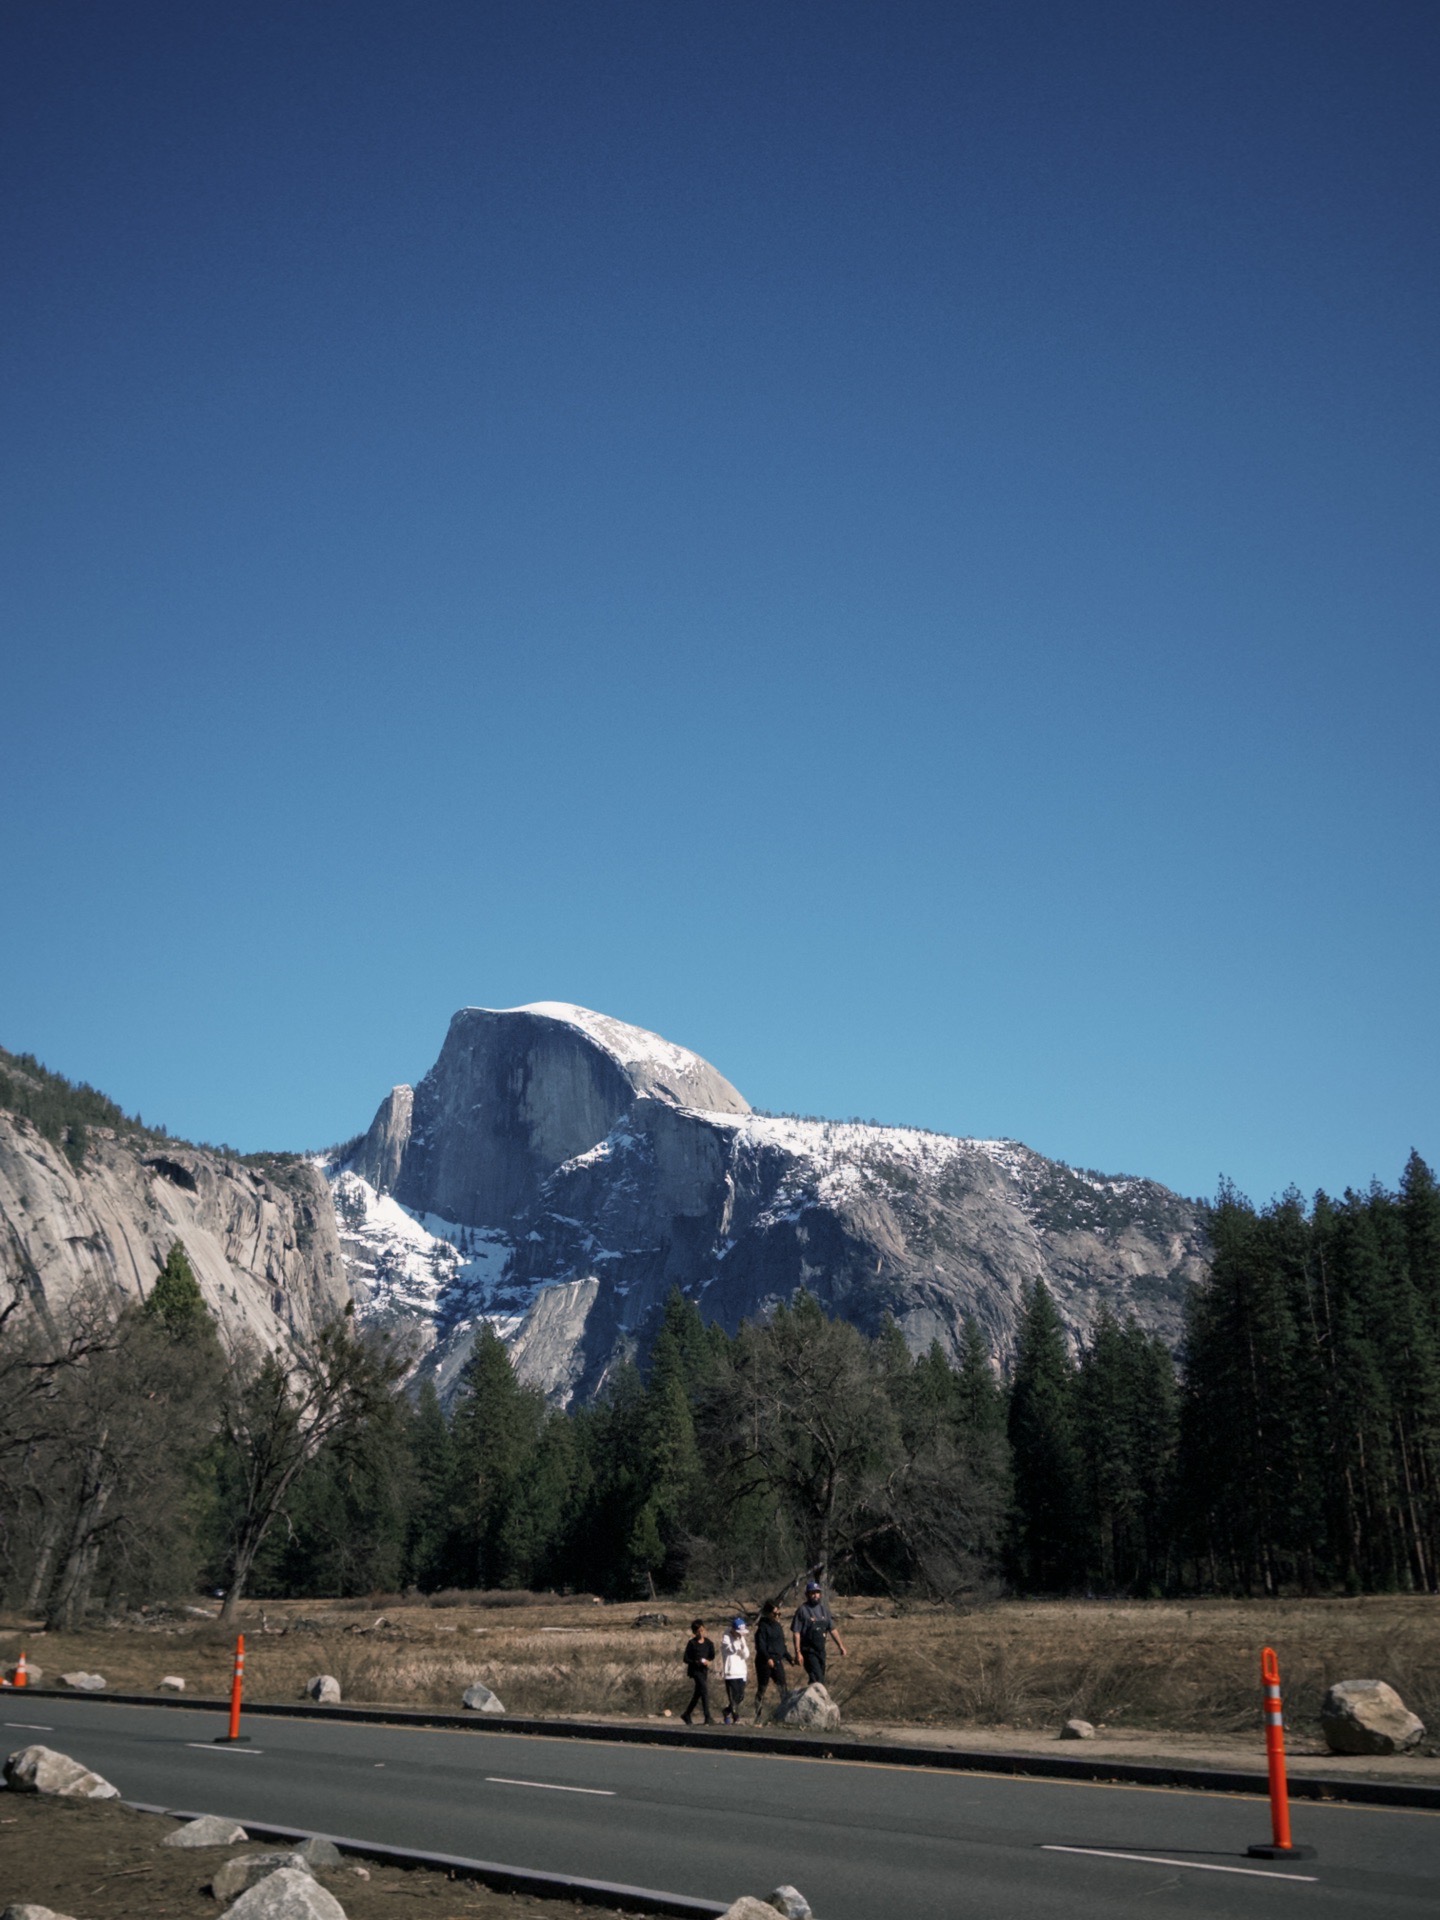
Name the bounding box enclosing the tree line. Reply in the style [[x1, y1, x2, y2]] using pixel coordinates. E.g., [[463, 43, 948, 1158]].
[[2, 1151, 1437, 1620]]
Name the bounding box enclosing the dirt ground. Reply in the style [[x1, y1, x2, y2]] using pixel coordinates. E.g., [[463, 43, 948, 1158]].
[[0, 1794, 650, 1920], [3, 1591, 1438, 1782]]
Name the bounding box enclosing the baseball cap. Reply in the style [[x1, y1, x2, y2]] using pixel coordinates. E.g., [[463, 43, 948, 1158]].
[[805, 1579, 821, 1593], [732, 1615, 746, 1628]]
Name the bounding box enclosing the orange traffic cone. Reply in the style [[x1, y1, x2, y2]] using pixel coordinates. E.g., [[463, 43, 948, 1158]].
[[15, 1648, 28, 1688]]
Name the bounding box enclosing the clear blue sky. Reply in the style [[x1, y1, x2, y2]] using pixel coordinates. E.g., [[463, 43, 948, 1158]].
[[3, 1, 1436, 1207]]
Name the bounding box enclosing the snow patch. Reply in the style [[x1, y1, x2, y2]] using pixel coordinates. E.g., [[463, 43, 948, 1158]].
[[320, 1161, 527, 1325], [477, 1002, 749, 1111]]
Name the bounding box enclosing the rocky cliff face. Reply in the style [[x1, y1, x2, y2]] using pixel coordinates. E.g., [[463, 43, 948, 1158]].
[[0, 1113, 350, 1353], [392, 1004, 748, 1226], [328, 1003, 1208, 1403]]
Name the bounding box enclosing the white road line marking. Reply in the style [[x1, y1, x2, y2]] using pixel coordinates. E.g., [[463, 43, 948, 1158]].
[[485, 1776, 615, 1796], [2, 1722, 53, 1731], [1042, 1846, 1317, 1882], [186, 1742, 262, 1755]]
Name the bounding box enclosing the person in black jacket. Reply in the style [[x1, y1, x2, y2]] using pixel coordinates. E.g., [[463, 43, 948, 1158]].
[[681, 1618, 716, 1725], [753, 1599, 789, 1722]]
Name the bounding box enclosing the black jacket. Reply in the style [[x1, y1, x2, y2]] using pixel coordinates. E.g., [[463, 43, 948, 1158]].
[[683, 1635, 716, 1677], [755, 1618, 788, 1668]]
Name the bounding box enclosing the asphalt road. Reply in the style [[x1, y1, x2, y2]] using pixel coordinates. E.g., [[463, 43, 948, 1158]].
[[3, 1697, 1436, 1919]]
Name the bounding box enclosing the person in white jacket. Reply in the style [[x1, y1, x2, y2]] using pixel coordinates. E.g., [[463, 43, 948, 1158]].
[[720, 1616, 750, 1724]]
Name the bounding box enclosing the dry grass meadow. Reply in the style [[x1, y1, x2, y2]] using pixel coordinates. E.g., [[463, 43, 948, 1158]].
[[4, 1590, 1439, 1761]]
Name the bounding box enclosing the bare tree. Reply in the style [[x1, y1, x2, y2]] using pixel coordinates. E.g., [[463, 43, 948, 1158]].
[[722, 1294, 903, 1585], [0, 1279, 225, 1627], [214, 1313, 405, 1622]]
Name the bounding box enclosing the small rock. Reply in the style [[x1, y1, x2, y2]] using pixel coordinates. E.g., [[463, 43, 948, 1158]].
[[306, 1674, 341, 1704], [3, 1906, 79, 1920], [158, 1675, 186, 1692], [163, 1814, 250, 1847], [3, 1744, 120, 1799], [1321, 1680, 1425, 1756], [634, 1611, 670, 1627], [719, 1902, 784, 1920], [224, 1868, 346, 1920], [461, 1682, 506, 1714], [291, 1837, 343, 1868], [773, 1683, 841, 1731], [769, 1886, 812, 1920], [348, 1867, 370, 1881], [58, 1671, 106, 1692], [1060, 1719, 1096, 1740], [211, 1853, 314, 1901]]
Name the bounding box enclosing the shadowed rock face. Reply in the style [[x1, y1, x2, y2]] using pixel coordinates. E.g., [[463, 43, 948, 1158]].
[[379, 1004, 748, 1228], [329, 1004, 1208, 1404], [348, 1084, 412, 1193]]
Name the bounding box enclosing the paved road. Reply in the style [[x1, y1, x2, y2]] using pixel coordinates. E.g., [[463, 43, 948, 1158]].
[[3, 1698, 1436, 1919]]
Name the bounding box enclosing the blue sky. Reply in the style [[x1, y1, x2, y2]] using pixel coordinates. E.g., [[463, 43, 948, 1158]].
[[3, 1, 1436, 1207]]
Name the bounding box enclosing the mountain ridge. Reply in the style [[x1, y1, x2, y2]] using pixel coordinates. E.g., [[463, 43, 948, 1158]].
[[327, 1003, 1209, 1403]]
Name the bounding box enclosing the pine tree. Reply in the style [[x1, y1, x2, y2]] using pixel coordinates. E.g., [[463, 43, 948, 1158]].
[[1177, 1185, 1311, 1594], [449, 1326, 545, 1588], [144, 1242, 211, 1342], [1077, 1310, 1177, 1593], [1006, 1281, 1084, 1591], [404, 1379, 457, 1590], [954, 1318, 1006, 1440]]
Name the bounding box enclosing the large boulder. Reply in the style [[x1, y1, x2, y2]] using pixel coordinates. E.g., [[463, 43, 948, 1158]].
[[162, 1814, 250, 1847], [224, 1869, 347, 1920], [3, 1745, 119, 1799], [306, 1674, 341, 1704], [461, 1682, 505, 1714], [3, 1907, 79, 1920], [211, 1853, 314, 1901], [58, 1672, 105, 1692], [1320, 1680, 1425, 1755], [773, 1684, 841, 1731]]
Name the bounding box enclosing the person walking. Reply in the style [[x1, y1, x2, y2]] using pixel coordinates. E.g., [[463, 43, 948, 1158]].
[[791, 1579, 847, 1684], [753, 1599, 789, 1721], [681, 1618, 716, 1724], [720, 1616, 749, 1724]]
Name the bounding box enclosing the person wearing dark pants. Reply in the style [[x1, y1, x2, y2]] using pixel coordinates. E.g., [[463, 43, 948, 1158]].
[[791, 1580, 848, 1684], [681, 1619, 716, 1724], [721, 1616, 749, 1724], [753, 1599, 789, 1721]]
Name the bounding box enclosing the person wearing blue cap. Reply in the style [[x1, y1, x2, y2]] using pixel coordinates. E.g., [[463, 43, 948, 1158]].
[[791, 1579, 847, 1684], [720, 1614, 750, 1724]]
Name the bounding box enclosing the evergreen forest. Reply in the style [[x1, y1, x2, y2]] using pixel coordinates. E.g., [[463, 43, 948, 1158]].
[[3, 1153, 1439, 1623]]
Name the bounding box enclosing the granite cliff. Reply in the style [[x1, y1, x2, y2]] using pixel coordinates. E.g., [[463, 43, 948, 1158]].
[[0, 1060, 349, 1354], [328, 1003, 1208, 1403]]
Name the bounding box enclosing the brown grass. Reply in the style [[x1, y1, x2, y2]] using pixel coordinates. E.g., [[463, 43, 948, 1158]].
[[0, 1792, 652, 1920], [4, 1593, 1438, 1742]]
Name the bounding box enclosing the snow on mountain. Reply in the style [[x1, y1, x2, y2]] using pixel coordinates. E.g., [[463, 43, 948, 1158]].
[[327, 1004, 1209, 1404], [323, 1162, 522, 1327], [485, 1002, 751, 1113]]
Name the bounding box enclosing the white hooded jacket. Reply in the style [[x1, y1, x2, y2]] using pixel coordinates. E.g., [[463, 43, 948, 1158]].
[[721, 1628, 749, 1679]]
